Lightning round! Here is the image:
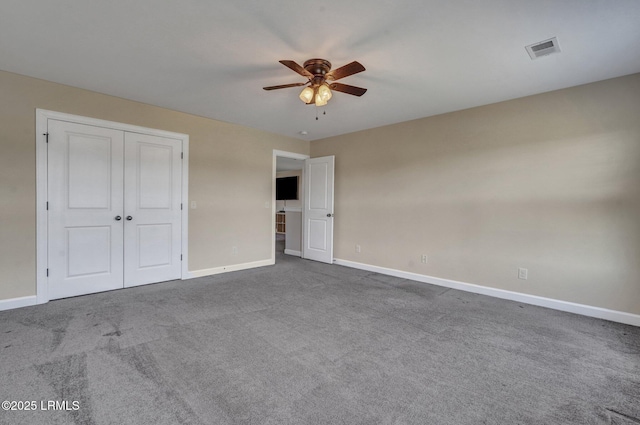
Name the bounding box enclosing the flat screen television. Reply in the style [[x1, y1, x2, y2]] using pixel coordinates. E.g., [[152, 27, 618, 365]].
[[276, 176, 298, 200]]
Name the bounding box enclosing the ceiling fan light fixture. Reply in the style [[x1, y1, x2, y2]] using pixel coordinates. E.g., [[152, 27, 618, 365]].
[[315, 96, 328, 107], [316, 83, 332, 105], [299, 86, 314, 103]]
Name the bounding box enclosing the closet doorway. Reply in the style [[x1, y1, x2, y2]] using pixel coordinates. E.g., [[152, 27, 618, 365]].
[[36, 110, 189, 303]]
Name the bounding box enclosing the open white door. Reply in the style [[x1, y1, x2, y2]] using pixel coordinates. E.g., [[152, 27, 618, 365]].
[[303, 156, 335, 263]]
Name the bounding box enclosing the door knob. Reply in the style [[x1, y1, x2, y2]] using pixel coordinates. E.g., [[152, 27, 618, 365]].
[[126, 216, 133, 221], [327, 213, 334, 218], [115, 216, 122, 221]]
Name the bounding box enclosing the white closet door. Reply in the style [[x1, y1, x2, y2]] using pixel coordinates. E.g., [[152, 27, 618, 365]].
[[303, 155, 335, 263], [123, 132, 182, 287], [47, 120, 125, 299]]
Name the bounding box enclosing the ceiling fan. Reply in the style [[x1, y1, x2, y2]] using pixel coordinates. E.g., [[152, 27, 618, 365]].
[[263, 59, 367, 106]]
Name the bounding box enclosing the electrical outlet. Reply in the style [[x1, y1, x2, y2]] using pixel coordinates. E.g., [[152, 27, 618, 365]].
[[232, 246, 238, 256], [518, 268, 528, 280], [421, 254, 428, 264], [264, 201, 270, 208], [355, 244, 361, 253], [190, 201, 197, 209]]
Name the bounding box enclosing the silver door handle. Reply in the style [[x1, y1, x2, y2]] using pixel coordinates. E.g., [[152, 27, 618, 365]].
[[126, 216, 133, 221], [115, 216, 122, 221]]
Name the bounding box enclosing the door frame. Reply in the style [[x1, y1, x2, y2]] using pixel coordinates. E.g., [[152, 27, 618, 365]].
[[272, 150, 309, 263], [36, 109, 190, 304]]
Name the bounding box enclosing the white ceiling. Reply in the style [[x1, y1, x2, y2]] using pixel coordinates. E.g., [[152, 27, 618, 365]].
[[1, 0, 639, 141]]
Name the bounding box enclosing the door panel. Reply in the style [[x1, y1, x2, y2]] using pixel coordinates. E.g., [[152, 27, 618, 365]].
[[124, 133, 182, 287], [67, 135, 113, 209], [137, 224, 173, 268], [309, 162, 329, 210], [308, 220, 328, 251], [48, 120, 124, 299], [66, 226, 112, 277], [138, 143, 173, 209], [303, 156, 334, 263]]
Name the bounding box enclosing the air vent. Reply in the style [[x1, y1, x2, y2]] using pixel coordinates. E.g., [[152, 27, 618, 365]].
[[526, 37, 560, 60]]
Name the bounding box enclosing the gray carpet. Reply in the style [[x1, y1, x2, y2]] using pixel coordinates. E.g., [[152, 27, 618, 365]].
[[1, 245, 639, 425]]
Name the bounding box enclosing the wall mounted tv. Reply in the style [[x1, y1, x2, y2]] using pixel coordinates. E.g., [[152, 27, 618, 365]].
[[276, 176, 298, 200]]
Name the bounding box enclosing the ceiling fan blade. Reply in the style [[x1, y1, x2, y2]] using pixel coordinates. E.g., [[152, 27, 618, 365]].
[[326, 61, 366, 81], [279, 60, 313, 78], [329, 83, 367, 97], [263, 82, 307, 91]]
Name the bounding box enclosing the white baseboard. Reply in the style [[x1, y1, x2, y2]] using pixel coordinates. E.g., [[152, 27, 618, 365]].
[[334, 259, 640, 327], [0, 295, 37, 312], [186, 259, 274, 279], [284, 249, 301, 257]]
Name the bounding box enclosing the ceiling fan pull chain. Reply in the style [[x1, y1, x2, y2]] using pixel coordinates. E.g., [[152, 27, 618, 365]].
[[314, 108, 326, 121]]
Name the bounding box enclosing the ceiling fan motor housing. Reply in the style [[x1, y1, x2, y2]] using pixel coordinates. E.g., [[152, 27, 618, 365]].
[[304, 59, 332, 77]]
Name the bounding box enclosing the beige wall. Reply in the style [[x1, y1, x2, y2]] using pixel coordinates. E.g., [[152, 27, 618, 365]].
[[0, 70, 309, 301], [312, 73, 640, 315]]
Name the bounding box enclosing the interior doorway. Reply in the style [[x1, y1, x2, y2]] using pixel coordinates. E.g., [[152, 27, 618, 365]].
[[272, 150, 308, 262]]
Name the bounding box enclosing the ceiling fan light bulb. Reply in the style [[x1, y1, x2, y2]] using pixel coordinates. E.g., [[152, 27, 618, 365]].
[[318, 83, 332, 102], [315, 96, 328, 107], [299, 87, 314, 103]]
